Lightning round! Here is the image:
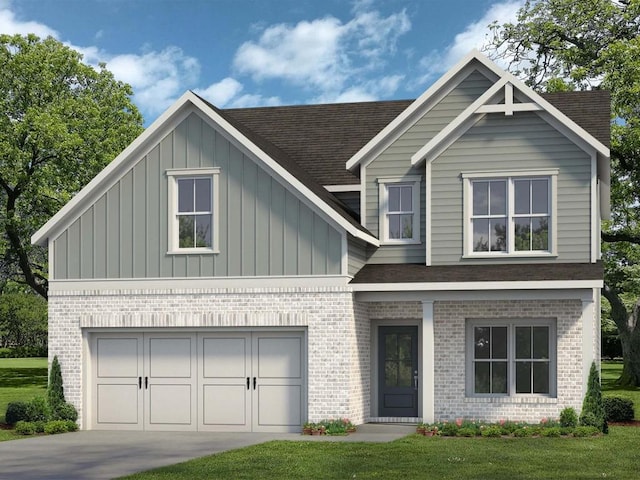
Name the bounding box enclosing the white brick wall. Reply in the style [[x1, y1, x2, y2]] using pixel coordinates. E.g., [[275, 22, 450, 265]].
[[48, 285, 369, 428], [49, 285, 589, 429]]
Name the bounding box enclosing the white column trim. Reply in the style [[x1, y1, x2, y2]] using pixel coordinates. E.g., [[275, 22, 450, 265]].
[[581, 292, 595, 395], [422, 300, 435, 422]]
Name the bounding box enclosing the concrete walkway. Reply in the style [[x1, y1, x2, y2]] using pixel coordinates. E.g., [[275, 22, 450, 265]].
[[0, 424, 415, 479]]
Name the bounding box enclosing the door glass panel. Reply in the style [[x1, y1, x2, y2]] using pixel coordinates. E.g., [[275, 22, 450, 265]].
[[384, 333, 413, 387], [397, 334, 412, 387]]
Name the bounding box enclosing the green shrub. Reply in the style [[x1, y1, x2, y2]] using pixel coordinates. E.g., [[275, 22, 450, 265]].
[[456, 427, 476, 437], [573, 426, 601, 437], [499, 421, 519, 435], [513, 427, 534, 437], [5, 401, 29, 425], [541, 427, 562, 437], [440, 423, 459, 436], [52, 402, 78, 422], [559, 407, 578, 428], [25, 396, 51, 423], [14, 421, 36, 435], [603, 396, 635, 422], [44, 420, 72, 434], [580, 362, 607, 433], [47, 356, 65, 409], [480, 426, 502, 437], [64, 420, 78, 432], [33, 420, 46, 433]]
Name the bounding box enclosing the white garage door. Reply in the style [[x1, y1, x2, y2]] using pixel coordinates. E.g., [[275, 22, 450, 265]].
[[91, 331, 304, 432]]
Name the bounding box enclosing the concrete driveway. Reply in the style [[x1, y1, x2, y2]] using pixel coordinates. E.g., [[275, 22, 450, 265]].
[[0, 424, 414, 479]]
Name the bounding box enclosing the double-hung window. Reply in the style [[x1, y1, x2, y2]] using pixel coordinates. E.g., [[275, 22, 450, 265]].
[[378, 176, 421, 244], [466, 319, 556, 397], [463, 171, 557, 256], [167, 168, 220, 253]]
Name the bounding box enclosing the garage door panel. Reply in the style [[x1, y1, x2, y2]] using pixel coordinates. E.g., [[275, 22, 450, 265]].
[[257, 337, 302, 379], [202, 385, 248, 425], [149, 338, 193, 378], [257, 385, 302, 427], [97, 384, 140, 424], [202, 337, 247, 378], [96, 338, 140, 378], [149, 385, 192, 425]]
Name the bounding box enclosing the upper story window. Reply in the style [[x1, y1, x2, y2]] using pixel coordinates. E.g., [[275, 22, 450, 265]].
[[166, 168, 220, 254], [462, 170, 557, 257], [378, 176, 421, 244]]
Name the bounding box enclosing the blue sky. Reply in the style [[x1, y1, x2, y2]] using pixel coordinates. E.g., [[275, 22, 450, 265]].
[[1, 0, 524, 123]]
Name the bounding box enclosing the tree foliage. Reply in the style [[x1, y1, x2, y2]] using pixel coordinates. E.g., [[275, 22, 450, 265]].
[[0, 34, 144, 298], [47, 355, 64, 409], [0, 290, 47, 349], [580, 362, 608, 433], [486, 0, 640, 386]]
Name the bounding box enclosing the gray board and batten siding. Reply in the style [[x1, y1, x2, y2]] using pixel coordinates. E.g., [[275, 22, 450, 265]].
[[430, 110, 592, 264], [365, 69, 494, 264], [53, 112, 342, 280]]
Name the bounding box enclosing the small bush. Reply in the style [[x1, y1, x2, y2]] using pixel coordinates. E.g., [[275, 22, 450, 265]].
[[603, 396, 635, 422], [580, 362, 607, 433], [541, 427, 562, 437], [25, 397, 51, 423], [5, 401, 29, 425], [513, 427, 534, 437], [559, 407, 578, 428], [14, 421, 37, 435], [440, 423, 459, 436], [579, 412, 601, 429], [480, 426, 502, 437], [64, 420, 78, 432], [33, 420, 46, 433], [573, 426, 601, 437], [457, 427, 476, 437], [52, 402, 78, 422], [44, 420, 72, 435]]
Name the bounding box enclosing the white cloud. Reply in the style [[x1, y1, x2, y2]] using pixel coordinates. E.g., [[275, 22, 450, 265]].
[[0, 2, 58, 37], [417, 1, 523, 83], [233, 3, 410, 102], [195, 78, 244, 106], [313, 74, 404, 104]]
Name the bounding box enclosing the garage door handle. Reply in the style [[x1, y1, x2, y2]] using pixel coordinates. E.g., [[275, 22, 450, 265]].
[[138, 377, 142, 389], [246, 377, 250, 390], [253, 377, 257, 390]]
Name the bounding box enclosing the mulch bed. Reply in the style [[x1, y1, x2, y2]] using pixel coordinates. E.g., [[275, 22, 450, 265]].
[[609, 420, 640, 427], [0, 423, 13, 430]]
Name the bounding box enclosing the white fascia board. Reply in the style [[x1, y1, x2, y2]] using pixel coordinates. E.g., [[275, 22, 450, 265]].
[[350, 279, 603, 292], [324, 184, 362, 192], [49, 275, 353, 293], [345, 50, 500, 171], [411, 78, 508, 166], [31, 91, 198, 246], [186, 94, 380, 247]]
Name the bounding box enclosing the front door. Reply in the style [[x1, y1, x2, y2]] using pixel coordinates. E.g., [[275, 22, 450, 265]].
[[378, 326, 418, 417]]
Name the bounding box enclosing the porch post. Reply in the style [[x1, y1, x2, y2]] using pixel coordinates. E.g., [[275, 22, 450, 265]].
[[581, 290, 596, 395], [422, 300, 434, 423]]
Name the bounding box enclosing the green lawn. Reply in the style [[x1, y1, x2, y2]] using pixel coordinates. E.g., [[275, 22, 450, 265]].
[[0, 357, 47, 424], [121, 427, 640, 480]]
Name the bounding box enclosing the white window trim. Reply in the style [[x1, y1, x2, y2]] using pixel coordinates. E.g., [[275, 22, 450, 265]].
[[462, 170, 558, 257], [465, 318, 557, 398], [166, 167, 220, 254], [377, 176, 422, 245]]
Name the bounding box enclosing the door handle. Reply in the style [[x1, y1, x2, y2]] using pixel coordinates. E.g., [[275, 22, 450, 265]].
[[145, 377, 148, 389], [413, 370, 418, 390], [246, 377, 250, 390], [253, 377, 257, 390], [138, 377, 142, 390]]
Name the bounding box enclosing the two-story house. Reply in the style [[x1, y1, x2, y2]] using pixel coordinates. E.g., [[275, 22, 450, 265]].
[[32, 50, 609, 432]]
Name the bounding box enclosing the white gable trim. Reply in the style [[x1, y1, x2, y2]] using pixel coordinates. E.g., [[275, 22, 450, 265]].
[[410, 52, 609, 167], [345, 51, 500, 171], [32, 92, 379, 247]]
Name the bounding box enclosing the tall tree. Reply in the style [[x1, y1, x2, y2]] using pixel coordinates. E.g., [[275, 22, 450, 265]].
[[486, 0, 640, 385], [0, 34, 144, 298]]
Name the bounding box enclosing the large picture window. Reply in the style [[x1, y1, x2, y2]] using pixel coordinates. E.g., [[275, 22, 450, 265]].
[[466, 319, 556, 397], [167, 168, 220, 253], [378, 176, 421, 244], [463, 171, 556, 256]]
